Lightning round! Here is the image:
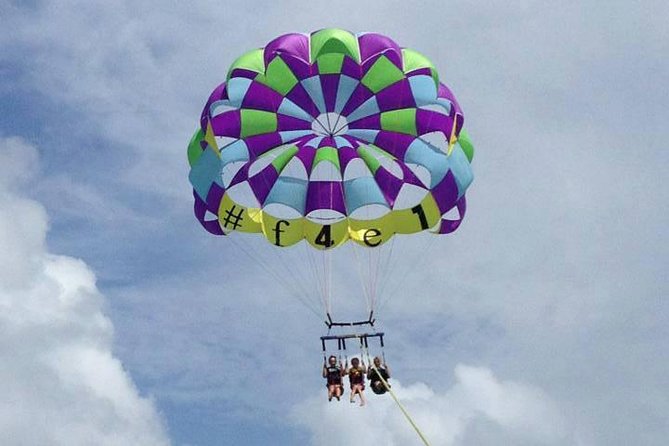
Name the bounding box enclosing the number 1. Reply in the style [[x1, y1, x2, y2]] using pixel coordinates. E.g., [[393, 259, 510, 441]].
[[411, 204, 429, 230]]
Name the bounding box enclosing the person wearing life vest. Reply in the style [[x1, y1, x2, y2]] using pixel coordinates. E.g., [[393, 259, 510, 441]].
[[322, 355, 345, 402], [367, 356, 391, 395], [346, 357, 367, 406]]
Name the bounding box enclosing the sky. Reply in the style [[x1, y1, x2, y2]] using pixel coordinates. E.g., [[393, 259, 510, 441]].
[[0, 0, 667, 445]]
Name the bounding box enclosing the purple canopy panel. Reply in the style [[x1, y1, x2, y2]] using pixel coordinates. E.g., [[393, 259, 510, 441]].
[[211, 110, 241, 138], [348, 114, 382, 130], [400, 163, 428, 188], [245, 133, 283, 158], [228, 68, 258, 80], [194, 192, 224, 235], [374, 167, 403, 207], [438, 196, 467, 234], [358, 33, 402, 66], [277, 114, 311, 131], [248, 165, 279, 205], [295, 144, 317, 176], [416, 109, 454, 136], [305, 181, 346, 215], [229, 164, 249, 188], [280, 53, 313, 80], [373, 132, 414, 159], [241, 82, 283, 112], [263, 33, 310, 67], [405, 67, 432, 77], [340, 84, 374, 116], [376, 79, 416, 111], [337, 146, 358, 173], [285, 83, 320, 118], [320, 75, 340, 112], [431, 170, 459, 214], [202, 82, 227, 128], [341, 56, 363, 79], [206, 183, 226, 212], [438, 83, 463, 117]]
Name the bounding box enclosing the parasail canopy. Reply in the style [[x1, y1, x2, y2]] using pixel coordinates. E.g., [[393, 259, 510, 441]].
[[188, 28, 474, 250]]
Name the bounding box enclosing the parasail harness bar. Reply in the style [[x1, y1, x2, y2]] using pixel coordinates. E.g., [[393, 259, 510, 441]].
[[321, 311, 384, 361], [320, 332, 385, 354], [324, 311, 375, 329]]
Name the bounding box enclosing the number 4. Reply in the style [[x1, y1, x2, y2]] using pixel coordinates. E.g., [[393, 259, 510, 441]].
[[315, 225, 334, 248]]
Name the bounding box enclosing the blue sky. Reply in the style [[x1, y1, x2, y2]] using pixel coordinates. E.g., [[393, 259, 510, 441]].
[[1, 1, 667, 445]]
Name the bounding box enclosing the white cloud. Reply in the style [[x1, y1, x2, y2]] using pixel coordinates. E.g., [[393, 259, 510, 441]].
[[292, 364, 574, 446], [0, 137, 169, 446]]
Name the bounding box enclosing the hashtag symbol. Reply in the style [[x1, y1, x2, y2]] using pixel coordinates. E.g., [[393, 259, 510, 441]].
[[222, 205, 244, 229]]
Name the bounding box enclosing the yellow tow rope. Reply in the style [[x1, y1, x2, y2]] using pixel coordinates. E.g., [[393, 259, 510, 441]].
[[365, 348, 432, 446]]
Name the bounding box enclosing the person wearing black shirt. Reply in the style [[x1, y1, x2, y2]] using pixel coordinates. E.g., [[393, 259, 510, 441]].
[[367, 356, 391, 395], [322, 355, 345, 401]]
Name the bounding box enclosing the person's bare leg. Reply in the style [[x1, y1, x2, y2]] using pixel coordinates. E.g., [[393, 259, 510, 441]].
[[359, 389, 366, 406], [351, 385, 363, 404], [327, 385, 334, 401]]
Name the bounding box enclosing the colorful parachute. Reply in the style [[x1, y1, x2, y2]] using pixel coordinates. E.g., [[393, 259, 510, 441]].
[[188, 29, 474, 250]]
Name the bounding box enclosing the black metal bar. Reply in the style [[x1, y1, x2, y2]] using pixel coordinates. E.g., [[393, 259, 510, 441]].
[[327, 320, 373, 327], [320, 332, 385, 342], [324, 311, 376, 328], [319, 333, 388, 361]]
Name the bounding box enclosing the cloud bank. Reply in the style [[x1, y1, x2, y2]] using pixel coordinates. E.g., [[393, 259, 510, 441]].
[[0, 137, 169, 446], [293, 364, 575, 446]]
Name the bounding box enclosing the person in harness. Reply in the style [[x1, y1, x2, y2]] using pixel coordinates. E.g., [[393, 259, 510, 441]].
[[367, 356, 391, 395], [347, 357, 367, 406], [322, 355, 345, 401]]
